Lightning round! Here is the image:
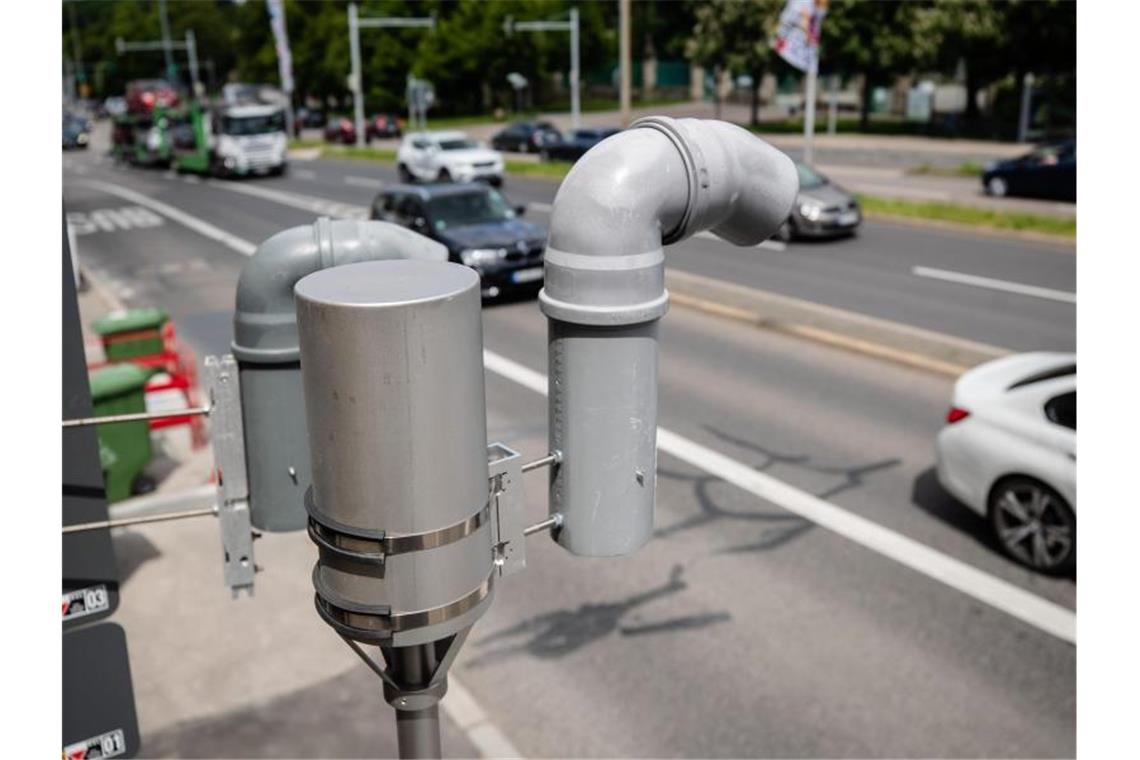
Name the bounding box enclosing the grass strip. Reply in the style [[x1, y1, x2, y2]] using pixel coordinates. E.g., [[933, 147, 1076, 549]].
[[856, 195, 1075, 238], [907, 162, 986, 177]]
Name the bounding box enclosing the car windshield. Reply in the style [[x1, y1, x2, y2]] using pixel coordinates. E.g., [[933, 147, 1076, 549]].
[[428, 189, 515, 229], [222, 112, 285, 135], [796, 162, 827, 189], [439, 138, 479, 151]]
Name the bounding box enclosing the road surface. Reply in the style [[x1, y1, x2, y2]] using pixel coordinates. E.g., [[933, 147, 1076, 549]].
[[63, 150, 1075, 758]]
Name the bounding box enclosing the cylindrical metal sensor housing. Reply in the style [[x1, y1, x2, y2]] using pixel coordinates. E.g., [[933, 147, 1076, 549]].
[[295, 260, 493, 646]]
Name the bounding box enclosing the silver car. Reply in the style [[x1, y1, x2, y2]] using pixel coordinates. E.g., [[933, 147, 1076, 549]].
[[776, 162, 862, 241]]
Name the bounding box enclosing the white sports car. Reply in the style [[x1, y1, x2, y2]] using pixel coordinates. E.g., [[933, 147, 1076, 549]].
[[936, 352, 1076, 573]]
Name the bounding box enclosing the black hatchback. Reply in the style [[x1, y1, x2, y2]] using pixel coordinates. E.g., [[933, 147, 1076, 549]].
[[982, 139, 1075, 202], [370, 183, 547, 298], [490, 121, 561, 153]]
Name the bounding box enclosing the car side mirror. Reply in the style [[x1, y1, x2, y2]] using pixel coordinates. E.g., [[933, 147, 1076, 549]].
[[514, 205, 526, 216]]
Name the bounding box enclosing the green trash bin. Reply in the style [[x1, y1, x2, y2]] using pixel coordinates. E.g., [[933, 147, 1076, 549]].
[[90, 363, 153, 503], [91, 307, 169, 361]]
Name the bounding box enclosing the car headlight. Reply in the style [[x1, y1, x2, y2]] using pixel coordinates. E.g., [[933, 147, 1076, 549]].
[[77, 133, 88, 144], [800, 202, 822, 221], [460, 248, 508, 267]]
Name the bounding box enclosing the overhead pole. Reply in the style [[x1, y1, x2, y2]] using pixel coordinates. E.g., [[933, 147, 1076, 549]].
[[157, 0, 176, 82], [619, 0, 631, 126], [185, 30, 201, 98], [116, 34, 200, 95], [507, 9, 581, 129], [348, 4, 436, 148]]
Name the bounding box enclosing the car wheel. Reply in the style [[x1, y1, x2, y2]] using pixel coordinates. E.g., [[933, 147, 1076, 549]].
[[398, 164, 413, 183], [438, 168, 452, 182], [986, 176, 1009, 197], [489, 176, 503, 188], [988, 476, 1075, 574]]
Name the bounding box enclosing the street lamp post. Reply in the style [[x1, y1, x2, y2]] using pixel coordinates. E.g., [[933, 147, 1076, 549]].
[[504, 8, 581, 129], [347, 3, 436, 148]]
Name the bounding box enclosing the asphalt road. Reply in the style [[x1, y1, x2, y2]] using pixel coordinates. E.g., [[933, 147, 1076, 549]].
[[109, 150, 1074, 352], [63, 150, 1075, 758]]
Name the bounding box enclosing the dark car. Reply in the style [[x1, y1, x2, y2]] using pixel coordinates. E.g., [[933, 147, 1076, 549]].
[[541, 127, 620, 163], [294, 107, 327, 135], [982, 139, 1075, 202], [370, 183, 546, 298], [324, 116, 357, 144], [63, 115, 90, 150], [777, 162, 862, 241], [490, 121, 561, 153], [367, 113, 403, 141]]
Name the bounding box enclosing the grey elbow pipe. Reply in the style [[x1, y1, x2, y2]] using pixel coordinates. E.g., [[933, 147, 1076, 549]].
[[540, 116, 798, 556], [232, 218, 448, 531]]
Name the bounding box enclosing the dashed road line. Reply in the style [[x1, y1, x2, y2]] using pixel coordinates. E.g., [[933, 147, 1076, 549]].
[[344, 175, 386, 189], [913, 265, 1076, 304]]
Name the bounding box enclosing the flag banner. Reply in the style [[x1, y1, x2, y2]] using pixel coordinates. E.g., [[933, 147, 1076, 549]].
[[774, 0, 827, 73], [267, 0, 294, 94]]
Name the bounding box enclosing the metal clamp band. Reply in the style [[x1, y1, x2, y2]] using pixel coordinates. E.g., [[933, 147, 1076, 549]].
[[315, 572, 494, 642], [307, 503, 491, 565]]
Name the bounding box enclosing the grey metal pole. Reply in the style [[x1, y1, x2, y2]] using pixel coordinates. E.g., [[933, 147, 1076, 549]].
[[185, 30, 201, 97], [392, 645, 442, 759], [348, 3, 366, 148], [570, 7, 581, 129], [803, 59, 817, 165], [396, 706, 442, 759], [619, 0, 631, 126], [827, 73, 838, 136], [1017, 72, 1035, 143], [158, 0, 175, 82]]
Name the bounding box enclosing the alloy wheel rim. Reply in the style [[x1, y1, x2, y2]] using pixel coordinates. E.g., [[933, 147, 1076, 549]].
[[994, 484, 1073, 569]]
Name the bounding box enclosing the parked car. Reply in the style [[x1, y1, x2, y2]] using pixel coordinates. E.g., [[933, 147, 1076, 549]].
[[982, 139, 1075, 202], [776, 162, 861, 241], [491, 121, 561, 153], [396, 131, 504, 186], [63, 114, 90, 150], [324, 117, 357, 144], [126, 79, 180, 114], [540, 127, 621, 163], [936, 352, 1076, 574], [370, 182, 545, 298], [367, 113, 403, 141], [294, 107, 327, 135]]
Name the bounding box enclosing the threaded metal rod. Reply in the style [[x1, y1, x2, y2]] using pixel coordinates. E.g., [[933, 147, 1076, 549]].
[[63, 406, 210, 429]]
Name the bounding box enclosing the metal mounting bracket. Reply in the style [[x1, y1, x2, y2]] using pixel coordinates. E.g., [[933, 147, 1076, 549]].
[[487, 443, 527, 578], [205, 355, 256, 597]]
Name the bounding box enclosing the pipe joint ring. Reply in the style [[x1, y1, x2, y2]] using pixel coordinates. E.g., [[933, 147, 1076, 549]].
[[631, 116, 708, 244]]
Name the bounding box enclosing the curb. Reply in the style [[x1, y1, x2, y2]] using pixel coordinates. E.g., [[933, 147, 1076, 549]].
[[665, 269, 1011, 376]]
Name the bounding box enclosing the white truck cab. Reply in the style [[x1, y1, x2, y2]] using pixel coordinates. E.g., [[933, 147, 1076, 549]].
[[212, 104, 288, 176]]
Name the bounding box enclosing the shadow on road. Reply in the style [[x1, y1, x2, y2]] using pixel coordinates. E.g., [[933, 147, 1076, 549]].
[[465, 565, 730, 668], [655, 425, 901, 554], [112, 530, 163, 585]]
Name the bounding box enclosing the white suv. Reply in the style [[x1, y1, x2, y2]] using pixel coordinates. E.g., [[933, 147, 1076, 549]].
[[396, 131, 504, 186]]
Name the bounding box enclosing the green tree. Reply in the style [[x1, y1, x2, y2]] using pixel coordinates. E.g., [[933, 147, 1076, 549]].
[[821, 0, 936, 130], [913, 0, 1008, 126], [686, 0, 784, 124]]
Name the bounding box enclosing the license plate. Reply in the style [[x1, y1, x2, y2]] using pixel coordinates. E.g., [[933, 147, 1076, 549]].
[[838, 211, 859, 226], [511, 267, 544, 284]]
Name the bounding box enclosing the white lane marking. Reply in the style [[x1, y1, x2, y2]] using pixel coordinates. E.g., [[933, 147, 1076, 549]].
[[291, 168, 317, 180], [481, 350, 1076, 645], [76, 180, 257, 256], [67, 207, 164, 235], [100, 174, 1077, 647], [69, 181, 521, 757], [527, 201, 553, 213], [912, 265, 1076, 304], [344, 175, 386, 189], [204, 180, 368, 220], [441, 679, 522, 758]]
